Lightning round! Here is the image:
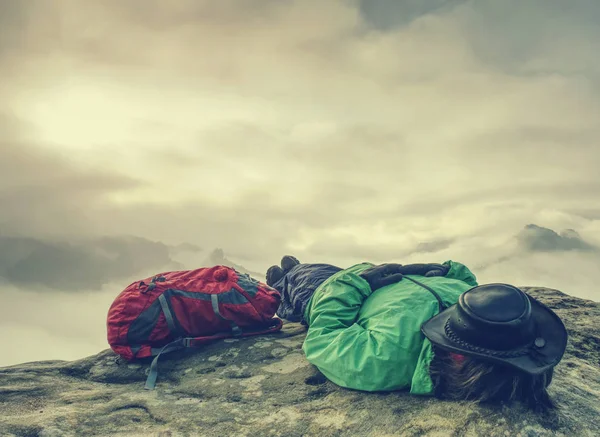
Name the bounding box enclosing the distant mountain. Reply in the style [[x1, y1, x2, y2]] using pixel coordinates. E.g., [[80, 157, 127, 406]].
[[204, 248, 264, 278], [517, 224, 597, 252], [472, 223, 598, 272]]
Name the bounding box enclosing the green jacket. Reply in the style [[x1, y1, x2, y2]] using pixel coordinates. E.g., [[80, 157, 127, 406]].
[[303, 261, 478, 394]]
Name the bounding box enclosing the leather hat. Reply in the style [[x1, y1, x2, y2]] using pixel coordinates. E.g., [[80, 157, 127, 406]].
[[421, 284, 568, 374]]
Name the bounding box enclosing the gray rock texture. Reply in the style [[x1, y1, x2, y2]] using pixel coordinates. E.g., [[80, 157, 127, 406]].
[[0, 287, 598, 437]]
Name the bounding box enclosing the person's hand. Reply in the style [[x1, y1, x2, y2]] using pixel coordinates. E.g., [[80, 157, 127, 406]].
[[360, 262, 450, 291], [424, 264, 449, 277], [359, 263, 405, 291], [397, 263, 449, 277]]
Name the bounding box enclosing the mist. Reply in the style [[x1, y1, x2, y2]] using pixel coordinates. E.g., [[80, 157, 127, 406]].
[[1, 0, 599, 366]]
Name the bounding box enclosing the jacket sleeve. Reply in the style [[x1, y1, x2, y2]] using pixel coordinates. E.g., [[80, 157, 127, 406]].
[[302, 267, 405, 391], [442, 260, 478, 287]]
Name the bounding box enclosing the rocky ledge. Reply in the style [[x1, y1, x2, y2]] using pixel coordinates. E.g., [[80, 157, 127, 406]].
[[0, 287, 598, 437]]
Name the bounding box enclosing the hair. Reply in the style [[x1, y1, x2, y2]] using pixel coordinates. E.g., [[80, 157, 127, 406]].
[[429, 347, 555, 411]]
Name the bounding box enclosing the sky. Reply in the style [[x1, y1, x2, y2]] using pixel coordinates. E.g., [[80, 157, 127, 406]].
[[1, 0, 599, 366]]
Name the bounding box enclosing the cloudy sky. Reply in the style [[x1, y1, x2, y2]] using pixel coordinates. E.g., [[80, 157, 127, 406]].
[[1, 0, 599, 366]]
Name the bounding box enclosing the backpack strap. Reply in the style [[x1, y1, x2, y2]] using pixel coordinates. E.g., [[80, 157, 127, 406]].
[[211, 294, 242, 336], [144, 338, 186, 390], [240, 317, 283, 337], [183, 318, 283, 347], [143, 318, 284, 390], [403, 276, 448, 313], [144, 332, 237, 390], [158, 294, 180, 335]]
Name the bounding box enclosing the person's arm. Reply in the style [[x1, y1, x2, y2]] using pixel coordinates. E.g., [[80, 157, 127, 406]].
[[302, 266, 408, 391], [304, 268, 372, 331], [441, 260, 478, 286]]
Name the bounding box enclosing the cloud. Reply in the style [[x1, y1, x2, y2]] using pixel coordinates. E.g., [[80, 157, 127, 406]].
[[359, 0, 467, 30], [0, 233, 259, 292], [169, 242, 203, 254], [412, 239, 455, 254], [1, 0, 598, 274], [0, 236, 181, 291], [457, 1, 600, 76], [0, 112, 143, 238], [516, 224, 597, 253], [0, 283, 120, 366]]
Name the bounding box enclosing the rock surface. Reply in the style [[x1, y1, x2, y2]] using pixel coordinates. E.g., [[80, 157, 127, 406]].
[[0, 287, 598, 437]]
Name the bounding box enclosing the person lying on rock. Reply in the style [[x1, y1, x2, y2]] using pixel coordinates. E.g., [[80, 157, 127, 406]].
[[266, 256, 568, 410]]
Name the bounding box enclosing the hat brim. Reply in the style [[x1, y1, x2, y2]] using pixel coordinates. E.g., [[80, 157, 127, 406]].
[[421, 292, 568, 375]]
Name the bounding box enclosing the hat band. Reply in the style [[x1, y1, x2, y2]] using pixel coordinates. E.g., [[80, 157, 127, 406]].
[[444, 320, 531, 358]]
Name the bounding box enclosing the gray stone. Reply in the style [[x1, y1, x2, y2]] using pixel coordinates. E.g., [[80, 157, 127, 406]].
[[0, 287, 598, 436]]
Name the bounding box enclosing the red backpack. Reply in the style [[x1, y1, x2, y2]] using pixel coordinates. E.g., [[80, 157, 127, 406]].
[[107, 266, 282, 389]]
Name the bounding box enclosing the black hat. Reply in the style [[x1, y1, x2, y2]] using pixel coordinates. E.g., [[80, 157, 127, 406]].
[[421, 284, 568, 374]]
